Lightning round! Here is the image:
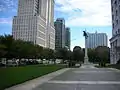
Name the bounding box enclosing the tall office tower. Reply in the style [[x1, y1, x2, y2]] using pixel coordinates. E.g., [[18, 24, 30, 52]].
[[12, 0, 55, 49], [86, 32, 108, 49], [110, 0, 120, 64], [54, 18, 66, 50], [65, 27, 71, 50]]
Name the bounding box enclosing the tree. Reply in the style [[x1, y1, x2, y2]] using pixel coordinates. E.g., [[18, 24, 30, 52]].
[[34, 45, 43, 59], [55, 47, 70, 63], [0, 35, 16, 66], [73, 46, 84, 63], [95, 46, 110, 66], [0, 44, 7, 58], [42, 48, 54, 60], [88, 49, 97, 63]]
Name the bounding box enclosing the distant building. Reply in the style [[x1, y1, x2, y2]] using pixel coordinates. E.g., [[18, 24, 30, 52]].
[[65, 27, 71, 50], [12, 0, 55, 49], [54, 18, 66, 50], [86, 32, 108, 49], [110, 0, 120, 64]]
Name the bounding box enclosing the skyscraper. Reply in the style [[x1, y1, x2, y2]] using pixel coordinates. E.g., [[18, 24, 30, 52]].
[[65, 27, 71, 50], [54, 18, 66, 50], [12, 0, 55, 49], [86, 32, 108, 49], [110, 0, 120, 64]]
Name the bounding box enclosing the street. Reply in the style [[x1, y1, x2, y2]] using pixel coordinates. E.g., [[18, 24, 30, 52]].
[[34, 66, 120, 90]]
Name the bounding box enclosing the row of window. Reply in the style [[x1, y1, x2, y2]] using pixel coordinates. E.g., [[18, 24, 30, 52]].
[[114, 29, 120, 35], [37, 31, 45, 39], [113, 0, 120, 5], [112, 19, 119, 29], [37, 38, 45, 46], [38, 24, 45, 33], [13, 34, 36, 38], [13, 18, 37, 25], [13, 27, 36, 31], [16, 37, 35, 43], [13, 31, 35, 34]]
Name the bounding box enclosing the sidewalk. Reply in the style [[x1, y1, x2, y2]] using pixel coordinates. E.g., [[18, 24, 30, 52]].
[[5, 68, 70, 90]]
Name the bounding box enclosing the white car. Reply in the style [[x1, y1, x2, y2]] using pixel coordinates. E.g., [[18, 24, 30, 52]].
[[75, 63, 80, 67]]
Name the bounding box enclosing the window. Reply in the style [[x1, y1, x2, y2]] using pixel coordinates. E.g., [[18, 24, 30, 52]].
[[113, 23, 114, 28], [119, 5, 120, 12], [112, 15, 114, 20], [116, 19, 118, 24], [112, 7, 113, 12], [116, 10, 118, 16], [114, 1, 117, 6], [118, 29, 120, 34]]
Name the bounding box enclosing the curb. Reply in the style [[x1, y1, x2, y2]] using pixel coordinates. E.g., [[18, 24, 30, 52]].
[[108, 68, 120, 72], [5, 68, 70, 90]]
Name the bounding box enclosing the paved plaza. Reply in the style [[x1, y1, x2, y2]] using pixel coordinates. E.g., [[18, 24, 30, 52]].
[[34, 65, 120, 90]]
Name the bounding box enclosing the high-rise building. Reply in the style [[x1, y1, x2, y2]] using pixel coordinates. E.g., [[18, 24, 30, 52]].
[[86, 32, 108, 49], [12, 0, 55, 49], [110, 0, 120, 64], [54, 18, 66, 50], [65, 27, 71, 50]]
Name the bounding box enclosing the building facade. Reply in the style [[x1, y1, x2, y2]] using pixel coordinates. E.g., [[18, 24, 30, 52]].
[[86, 32, 108, 49], [54, 18, 66, 50], [12, 0, 55, 49], [65, 27, 71, 50], [110, 0, 120, 64]]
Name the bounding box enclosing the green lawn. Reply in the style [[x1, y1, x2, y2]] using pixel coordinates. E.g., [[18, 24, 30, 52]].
[[95, 64, 120, 69], [0, 64, 66, 90], [106, 64, 120, 69]]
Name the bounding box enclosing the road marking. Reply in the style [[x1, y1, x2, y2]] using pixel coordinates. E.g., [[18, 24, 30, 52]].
[[47, 81, 120, 84]]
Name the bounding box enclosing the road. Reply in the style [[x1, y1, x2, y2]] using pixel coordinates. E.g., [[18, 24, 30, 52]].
[[34, 65, 120, 90]]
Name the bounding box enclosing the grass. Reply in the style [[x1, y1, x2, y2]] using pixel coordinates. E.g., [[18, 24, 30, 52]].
[[0, 64, 66, 90], [106, 64, 120, 69], [95, 64, 120, 70]]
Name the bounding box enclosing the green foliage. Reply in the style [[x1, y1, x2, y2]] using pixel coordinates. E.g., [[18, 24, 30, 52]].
[[0, 35, 110, 65], [73, 46, 84, 63], [95, 46, 110, 66], [0, 65, 65, 90], [83, 46, 110, 65], [0, 35, 54, 60], [88, 49, 97, 63], [55, 48, 66, 59], [106, 64, 120, 69]]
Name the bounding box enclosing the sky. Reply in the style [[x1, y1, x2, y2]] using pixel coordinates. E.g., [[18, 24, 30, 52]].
[[0, 0, 112, 50]]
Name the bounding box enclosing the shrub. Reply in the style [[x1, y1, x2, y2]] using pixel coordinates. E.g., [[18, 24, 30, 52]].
[[117, 59, 120, 64]]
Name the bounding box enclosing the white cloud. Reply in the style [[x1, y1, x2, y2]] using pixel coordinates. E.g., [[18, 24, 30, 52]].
[[55, 0, 112, 27], [0, 18, 12, 24], [0, 0, 17, 12]]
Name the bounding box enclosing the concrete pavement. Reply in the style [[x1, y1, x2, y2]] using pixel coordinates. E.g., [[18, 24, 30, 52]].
[[34, 65, 120, 90]]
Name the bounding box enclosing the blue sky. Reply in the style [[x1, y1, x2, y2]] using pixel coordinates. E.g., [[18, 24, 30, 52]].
[[0, 0, 112, 50]]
